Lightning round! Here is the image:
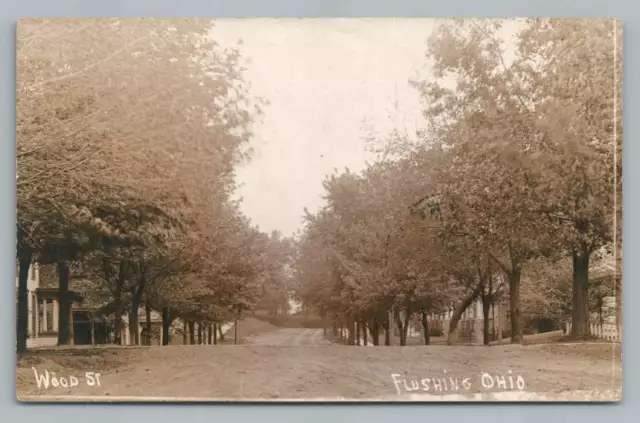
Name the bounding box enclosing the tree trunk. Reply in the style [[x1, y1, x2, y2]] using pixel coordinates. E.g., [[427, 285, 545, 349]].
[[482, 294, 491, 346], [322, 313, 327, 337], [421, 310, 430, 345], [356, 320, 361, 346], [145, 302, 152, 345], [395, 310, 404, 346], [197, 323, 203, 345], [129, 293, 141, 346], [113, 263, 125, 345], [491, 301, 496, 341], [362, 321, 368, 346], [208, 324, 213, 344], [571, 248, 591, 338], [213, 323, 218, 345], [114, 302, 123, 345], [182, 320, 188, 344], [394, 309, 406, 346], [188, 321, 195, 345], [347, 318, 355, 345], [447, 281, 483, 345], [128, 311, 138, 346], [369, 319, 379, 346], [129, 270, 146, 346], [218, 324, 225, 341], [161, 307, 171, 346], [383, 315, 391, 346], [16, 247, 32, 354], [508, 267, 522, 344], [57, 261, 71, 346], [91, 314, 96, 346], [597, 299, 604, 325], [69, 305, 75, 345], [403, 310, 411, 345]]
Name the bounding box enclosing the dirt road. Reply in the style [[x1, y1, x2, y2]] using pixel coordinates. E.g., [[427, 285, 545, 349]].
[[243, 328, 331, 346], [17, 335, 621, 402]]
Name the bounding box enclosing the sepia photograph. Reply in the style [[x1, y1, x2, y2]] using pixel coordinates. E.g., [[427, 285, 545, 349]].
[[15, 18, 622, 402]]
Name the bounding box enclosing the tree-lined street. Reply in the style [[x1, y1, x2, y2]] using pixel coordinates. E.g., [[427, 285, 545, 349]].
[[16, 18, 622, 402]]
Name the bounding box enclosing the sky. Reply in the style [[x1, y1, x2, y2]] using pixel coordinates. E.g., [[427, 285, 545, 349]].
[[213, 19, 437, 237]]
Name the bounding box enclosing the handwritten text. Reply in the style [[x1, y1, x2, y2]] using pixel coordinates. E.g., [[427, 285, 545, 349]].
[[391, 370, 526, 395], [32, 367, 102, 390]]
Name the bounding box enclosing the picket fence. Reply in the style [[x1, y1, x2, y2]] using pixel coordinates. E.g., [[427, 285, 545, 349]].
[[564, 322, 621, 342]]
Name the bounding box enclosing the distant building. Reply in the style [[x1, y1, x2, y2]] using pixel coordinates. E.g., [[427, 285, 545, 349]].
[[426, 294, 620, 345], [422, 300, 510, 345]]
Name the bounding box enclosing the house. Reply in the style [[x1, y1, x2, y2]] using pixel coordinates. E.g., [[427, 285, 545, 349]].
[[125, 308, 165, 346], [423, 250, 622, 344], [16, 262, 178, 347], [16, 263, 86, 348], [425, 296, 621, 345], [423, 299, 510, 344]]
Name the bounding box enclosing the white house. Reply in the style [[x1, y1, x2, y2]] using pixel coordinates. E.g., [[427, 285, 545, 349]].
[[15, 263, 176, 347], [15, 263, 83, 348]]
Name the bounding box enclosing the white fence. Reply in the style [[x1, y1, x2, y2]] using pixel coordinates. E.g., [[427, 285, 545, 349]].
[[565, 322, 621, 342]]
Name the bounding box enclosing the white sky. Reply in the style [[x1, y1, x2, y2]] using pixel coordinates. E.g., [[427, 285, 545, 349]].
[[213, 19, 436, 237]]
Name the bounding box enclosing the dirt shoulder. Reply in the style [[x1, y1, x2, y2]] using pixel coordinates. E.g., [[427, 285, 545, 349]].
[[16, 346, 145, 396]]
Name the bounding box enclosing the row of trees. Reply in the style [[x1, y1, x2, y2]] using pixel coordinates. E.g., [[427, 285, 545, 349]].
[[294, 19, 622, 345], [16, 19, 291, 352]]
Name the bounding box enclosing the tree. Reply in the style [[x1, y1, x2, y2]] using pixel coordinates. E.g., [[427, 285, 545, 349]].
[[407, 18, 620, 342], [515, 19, 622, 337], [409, 19, 551, 343], [16, 19, 261, 350], [295, 162, 452, 346], [294, 19, 619, 348], [254, 231, 295, 316]]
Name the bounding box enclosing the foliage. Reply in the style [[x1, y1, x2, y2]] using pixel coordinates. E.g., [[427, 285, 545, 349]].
[[16, 19, 291, 349], [295, 18, 621, 344]]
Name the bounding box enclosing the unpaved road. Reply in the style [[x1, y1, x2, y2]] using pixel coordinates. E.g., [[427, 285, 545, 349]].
[[16, 327, 621, 402], [243, 328, 331, 346]]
